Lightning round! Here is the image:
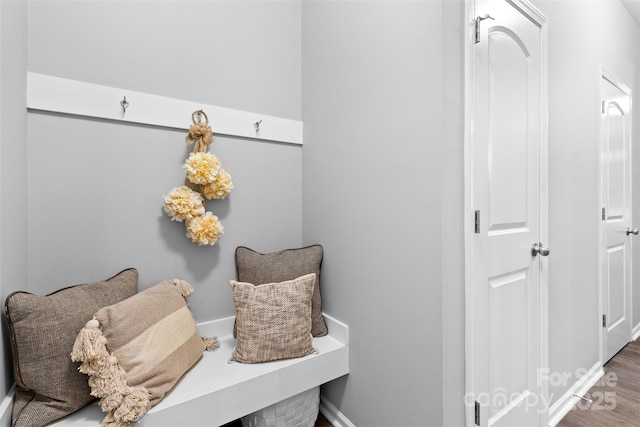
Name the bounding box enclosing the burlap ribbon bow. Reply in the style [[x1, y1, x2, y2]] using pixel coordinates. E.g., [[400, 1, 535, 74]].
[[185, 110, 214, 153]]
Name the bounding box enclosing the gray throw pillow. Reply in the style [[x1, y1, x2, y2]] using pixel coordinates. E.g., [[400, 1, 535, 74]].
[[235, 245, 328, 337], [4, 268, 138, 427]]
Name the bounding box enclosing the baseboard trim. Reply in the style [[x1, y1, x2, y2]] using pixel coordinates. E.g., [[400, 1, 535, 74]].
[[319, 395, 355, 427], [632, 323, 640, 341], [0, 385, 14, 427], [547, 361, 603, 427]]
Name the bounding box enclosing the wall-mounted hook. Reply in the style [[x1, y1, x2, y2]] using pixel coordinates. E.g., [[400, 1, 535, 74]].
[[120, 96, 129, 113], [254, 119, 262, 134], [195, 110, 203, 124]]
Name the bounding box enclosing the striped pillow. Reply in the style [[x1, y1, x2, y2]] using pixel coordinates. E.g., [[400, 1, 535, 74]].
[[71, 279, 217, 426]]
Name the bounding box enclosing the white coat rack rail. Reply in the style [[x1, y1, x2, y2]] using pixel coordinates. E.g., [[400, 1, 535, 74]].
[[26, 72, 303, 145]]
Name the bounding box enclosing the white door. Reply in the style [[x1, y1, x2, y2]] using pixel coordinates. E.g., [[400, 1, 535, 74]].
[[601, 69, 633, 363], [467, 0, 548, 426]]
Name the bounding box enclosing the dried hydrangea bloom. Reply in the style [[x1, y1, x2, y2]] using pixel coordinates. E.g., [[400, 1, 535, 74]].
[[201, 169, 234, 200], [163, 186, 205, 222], [184, 152, 221, 185], [186, 212, 224, 246]]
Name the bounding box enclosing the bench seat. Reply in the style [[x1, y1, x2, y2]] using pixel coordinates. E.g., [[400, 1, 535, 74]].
[[51, 313, 349, 426]]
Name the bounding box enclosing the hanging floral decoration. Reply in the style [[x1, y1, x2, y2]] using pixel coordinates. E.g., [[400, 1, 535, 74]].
[[163, 110, 233, 245]]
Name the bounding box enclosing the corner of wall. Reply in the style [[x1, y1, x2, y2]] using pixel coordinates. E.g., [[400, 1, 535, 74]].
[[0, 0, 28, 399], [441, 0, 466, 425]]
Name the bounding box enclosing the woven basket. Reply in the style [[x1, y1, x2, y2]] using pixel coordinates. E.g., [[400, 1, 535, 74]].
[[241, 386, 320, 427]]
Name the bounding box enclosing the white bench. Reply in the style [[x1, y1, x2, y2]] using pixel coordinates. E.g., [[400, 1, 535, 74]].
[[50, 313, 349, 426]]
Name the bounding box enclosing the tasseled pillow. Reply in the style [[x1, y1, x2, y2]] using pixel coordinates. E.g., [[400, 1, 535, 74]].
[[71, 279, 217, 427]]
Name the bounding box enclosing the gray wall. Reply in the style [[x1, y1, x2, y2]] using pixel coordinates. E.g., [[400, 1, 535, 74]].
[[24, 0, 303, 323], [0, 0, 28, 399], [440, 1, 466, 424], [28, 0, 302, 121], [301, 1, 461, 425]]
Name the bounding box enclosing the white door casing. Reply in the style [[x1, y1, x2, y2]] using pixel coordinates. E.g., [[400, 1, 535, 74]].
[[465, 0, 548, 426], [600, 68, 633, 363]]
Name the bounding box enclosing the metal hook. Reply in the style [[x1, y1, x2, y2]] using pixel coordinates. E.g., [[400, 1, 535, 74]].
[[254, 120, 262, 133], [195, 111, 203, 124], [120, 96, 129, 112]]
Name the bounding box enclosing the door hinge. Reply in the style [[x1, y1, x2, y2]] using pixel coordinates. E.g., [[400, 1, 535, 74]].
[[603, 314, 607, 328], [602, 207, 606, 221], [474, 210, 481, 234], [475, 14, 495, 44], [602, 100, 605, 114], [475, 401, 480, 425]]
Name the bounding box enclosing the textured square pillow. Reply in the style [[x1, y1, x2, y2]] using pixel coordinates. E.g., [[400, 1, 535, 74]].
[[235, 245, 328, 337], [230, 273, 315, 364], [71, 279, 217, 426], [4, 268, 138, 427]]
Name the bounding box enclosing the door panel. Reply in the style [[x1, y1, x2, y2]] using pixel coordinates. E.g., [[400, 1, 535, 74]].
[[488, 29, 529, 230], [601, 71, 632, 362], [607, 246, 625, 324], [471, 1, 546, 426], [607, 112, 625, 216], [489, 272, 528, 398]]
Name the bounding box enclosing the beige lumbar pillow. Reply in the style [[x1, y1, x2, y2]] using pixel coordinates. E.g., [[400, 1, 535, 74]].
[[230, 273, 315, 364], [71, 279, 217, 426]]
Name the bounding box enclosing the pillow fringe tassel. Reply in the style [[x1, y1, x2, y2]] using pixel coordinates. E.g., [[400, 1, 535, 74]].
[[173, 279, 194, 298], [202, 336, 218, 351], [71, 318, 106, 361], [71, 319, 150, 427]]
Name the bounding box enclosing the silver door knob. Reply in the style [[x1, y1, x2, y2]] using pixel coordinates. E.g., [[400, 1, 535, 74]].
[[626, 228, 639, 235], [531, 242, 550, 257]]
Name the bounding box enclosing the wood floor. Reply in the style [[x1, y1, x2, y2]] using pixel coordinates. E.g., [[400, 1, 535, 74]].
[[314, 412, 333, 427], [557, 337, 640, 426]]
